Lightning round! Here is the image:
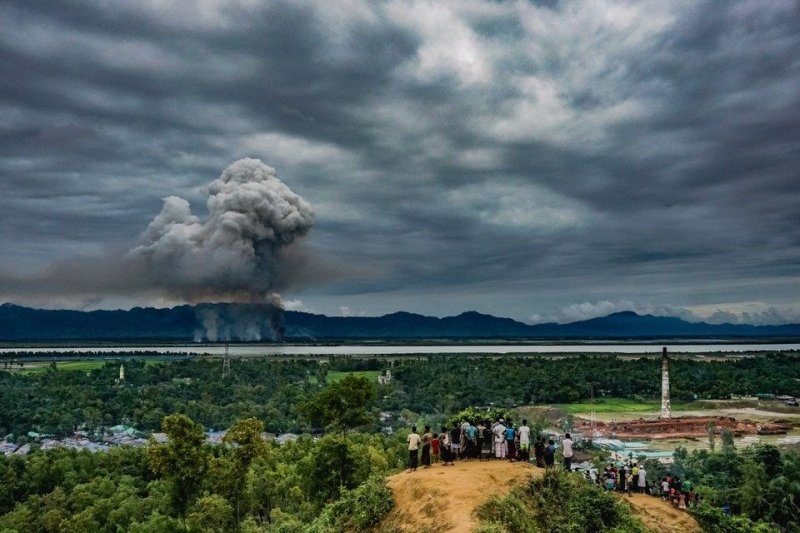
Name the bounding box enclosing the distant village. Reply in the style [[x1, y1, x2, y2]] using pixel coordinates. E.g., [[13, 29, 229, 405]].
[[0, 363, 306, 457], [1, 426, 304, 457]]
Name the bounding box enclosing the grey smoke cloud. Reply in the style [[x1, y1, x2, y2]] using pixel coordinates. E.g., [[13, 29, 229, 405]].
[[196, 300, 285, 342], [0, 159, 315, 309], [129, 158, 315, 300]]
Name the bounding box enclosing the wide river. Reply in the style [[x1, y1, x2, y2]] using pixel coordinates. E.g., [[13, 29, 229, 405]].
[[2, 342, 799, 356]]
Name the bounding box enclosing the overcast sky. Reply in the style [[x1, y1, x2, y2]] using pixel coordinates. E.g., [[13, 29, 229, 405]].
[[1, 0, 798, 325]]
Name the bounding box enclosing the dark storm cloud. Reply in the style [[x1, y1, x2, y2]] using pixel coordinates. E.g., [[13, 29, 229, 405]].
[[1, 0, 798, 324]]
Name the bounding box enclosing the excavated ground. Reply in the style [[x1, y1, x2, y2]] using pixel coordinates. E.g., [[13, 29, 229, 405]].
[[578, 414, 792, 440]]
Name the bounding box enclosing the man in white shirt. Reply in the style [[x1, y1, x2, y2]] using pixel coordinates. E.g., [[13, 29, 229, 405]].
[[562, 433, 574, 471], [638, 465, 647, 493], [493, 418, 507, 459], [517, 419, 531, 461], [407, 426, 421, 471]]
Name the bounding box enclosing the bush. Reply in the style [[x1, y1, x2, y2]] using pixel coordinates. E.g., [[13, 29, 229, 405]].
[[448, 406, 507, 426], [476, 469, 649, 533], [690, 503, 775, 533], [308, 475, 394, 532]]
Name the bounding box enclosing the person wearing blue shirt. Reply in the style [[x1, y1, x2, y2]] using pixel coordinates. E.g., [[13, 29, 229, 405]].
[[505, 422, 516, 462], [545, 439, 556, 467]]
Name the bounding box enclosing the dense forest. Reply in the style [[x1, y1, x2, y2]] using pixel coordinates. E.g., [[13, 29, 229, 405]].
[[2, 353, 798, 438], [389, 352, 800, 411], [0, 415, 400, 532], [1, 353, 799, 531]]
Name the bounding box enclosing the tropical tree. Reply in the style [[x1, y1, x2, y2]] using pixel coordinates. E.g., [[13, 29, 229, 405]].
[[306, 434, 362, 503], [212, 417, 268, 529], [739, 461, 770, 521], [299, 375, 376, 432], [149, 414, 209, 518]]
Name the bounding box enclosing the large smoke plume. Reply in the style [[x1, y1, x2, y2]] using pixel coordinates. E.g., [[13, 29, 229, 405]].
[[0, 158, 315, 340], [129, 158, 314, 302]]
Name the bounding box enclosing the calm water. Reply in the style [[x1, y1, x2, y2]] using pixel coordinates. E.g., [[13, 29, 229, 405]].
[[1, 343, 798, 356]]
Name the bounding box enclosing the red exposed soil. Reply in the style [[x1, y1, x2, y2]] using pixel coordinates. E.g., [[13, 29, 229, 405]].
[[578, 415, 791, 440]]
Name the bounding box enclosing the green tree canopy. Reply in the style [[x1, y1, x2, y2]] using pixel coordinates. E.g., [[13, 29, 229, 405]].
[[148, 414, 209, 518], [299, 375, 376, 432]]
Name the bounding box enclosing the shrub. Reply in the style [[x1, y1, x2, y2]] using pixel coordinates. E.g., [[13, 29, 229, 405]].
[[691, 503, 775, 533], [308, 475, 394, 532], [476, 468, 649, 533]]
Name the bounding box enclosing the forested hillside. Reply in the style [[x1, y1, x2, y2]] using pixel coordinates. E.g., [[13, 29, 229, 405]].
[[1, 354, 799, 531]]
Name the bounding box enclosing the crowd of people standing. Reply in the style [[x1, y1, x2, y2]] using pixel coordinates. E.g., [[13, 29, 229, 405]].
[[407, 419, 701, 518], [406, 418, 574, 471], [590, 463, 701, 510]]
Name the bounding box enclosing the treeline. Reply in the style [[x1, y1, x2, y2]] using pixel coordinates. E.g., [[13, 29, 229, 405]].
[[2, 354, 800, 439], [0, 359, 326, 437], [389, 353, 800, 412]]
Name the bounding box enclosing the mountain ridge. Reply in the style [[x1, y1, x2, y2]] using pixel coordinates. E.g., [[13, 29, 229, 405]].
[[0, 303, 799, 341]]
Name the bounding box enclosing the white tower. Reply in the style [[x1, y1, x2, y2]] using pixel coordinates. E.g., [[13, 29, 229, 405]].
[[660, 347, 671, 419], [119, 364, 125, 382], [222, 343, 231, 378]]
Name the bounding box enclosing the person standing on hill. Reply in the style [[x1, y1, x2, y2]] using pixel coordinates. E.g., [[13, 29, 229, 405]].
[[637, 465, 647, 494], [505, 422, 517, 462], [661, 477, 670, 500], [481, 421, 493, 460], [534, 436, 546, 467], [439, 426, 453, 466], [493, 418, 507, 459], [562, 433, 574, 471], [450, 424, 462, 460], [517, 419, 531, 462], [476, 420, 485, 459], [545, 439, 556, 467], [420, 425, 433, 468], [465, 421, 478, 459], [407, 426, 421, 471], [617, 463, 628, 493]]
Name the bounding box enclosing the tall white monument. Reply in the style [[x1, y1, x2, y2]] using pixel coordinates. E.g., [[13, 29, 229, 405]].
[[660, 347, 671, 419]]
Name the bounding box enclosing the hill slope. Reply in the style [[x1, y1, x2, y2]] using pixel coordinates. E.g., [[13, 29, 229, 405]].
[[382, 461, 700, 533]]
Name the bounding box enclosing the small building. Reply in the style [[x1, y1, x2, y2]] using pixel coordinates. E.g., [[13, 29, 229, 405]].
[[378, 369, 393, 385]]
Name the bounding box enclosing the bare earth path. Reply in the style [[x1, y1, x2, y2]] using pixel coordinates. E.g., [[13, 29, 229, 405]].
[[618, 493, 702, 533], [385, 460, 539, 532], [383, 460, 701, 532]]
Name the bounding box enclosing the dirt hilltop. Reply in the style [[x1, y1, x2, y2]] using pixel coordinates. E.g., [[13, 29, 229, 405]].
[[382, 460, 701, 533]]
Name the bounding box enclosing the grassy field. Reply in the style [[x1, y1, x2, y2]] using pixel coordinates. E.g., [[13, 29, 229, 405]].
[[326, 370, 382, 384], [17, 360, 108, 374], [11, 357, 169, 375], [558, 397, 677, 414]]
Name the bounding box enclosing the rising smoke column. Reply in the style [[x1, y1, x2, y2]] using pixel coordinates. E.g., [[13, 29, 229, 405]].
[[130, 158, 314, 301], [130, 158, 315, 340], [0, 158, 315, 340]]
